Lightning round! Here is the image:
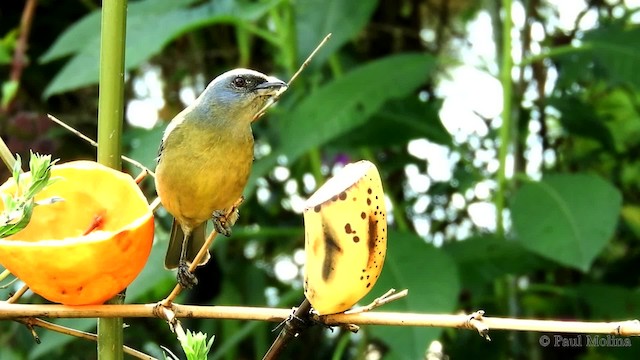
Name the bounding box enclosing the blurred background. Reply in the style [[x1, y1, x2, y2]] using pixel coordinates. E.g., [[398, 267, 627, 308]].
[[2, 0, 640, 358]]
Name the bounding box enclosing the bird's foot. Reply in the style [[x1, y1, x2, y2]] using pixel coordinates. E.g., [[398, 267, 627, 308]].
[[212, 197, 244, 237], [177, 262, 198, 289]]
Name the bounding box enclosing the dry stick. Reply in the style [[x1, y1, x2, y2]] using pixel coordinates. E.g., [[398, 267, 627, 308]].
[[0, 136, 17, 171], [17, 317, 155, 360], [261, 290, 409, 359], [2, 303, 640, 337], [344, 289, 408, 315], [253, 33, 333, 121], [0, 274, 17, 289], [262, 299, 312, 360], [0, 269, 13, 284], [149, 197, 162, 212], [46, 114, 155, 178], [6, 284, 29, 303]]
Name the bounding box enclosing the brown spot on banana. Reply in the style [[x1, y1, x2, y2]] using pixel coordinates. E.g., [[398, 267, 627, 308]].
[[322, 219, 343, 282], [366, 215, 378, 269]]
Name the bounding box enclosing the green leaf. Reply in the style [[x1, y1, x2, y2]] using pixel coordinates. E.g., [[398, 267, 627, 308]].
[[41, 0, 280, 96], [39, 0, 198, 63], [574, 284, 640, 319], [548, 96, 616, 151], [511, 174, 622, 271], [363, 232, 460, 360], [25, 152, 58, 199], [582, 22, 640, 88], [554, 22, 640, 90], [179, 329, 214, 360], [1, 80, 19, 109], [11, 153, 21, 186], [443, 236, 551, 291], [334, 97, 451, 148], [295, 0, 379, 66], [0, 153, 59, 238], [276, 53, 436, 163], [0, 29, 18, 64]]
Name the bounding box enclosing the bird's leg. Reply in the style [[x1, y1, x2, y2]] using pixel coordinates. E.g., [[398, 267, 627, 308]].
[[212, 196, 244, 237], [177, 229, 198, 289]]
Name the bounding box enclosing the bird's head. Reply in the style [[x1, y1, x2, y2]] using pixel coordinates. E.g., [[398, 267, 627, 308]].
[[200, 68, 287, 123]]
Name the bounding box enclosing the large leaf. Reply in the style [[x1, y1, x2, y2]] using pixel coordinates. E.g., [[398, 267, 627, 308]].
[[583, 23, 640, 89], [553, 22, 640, 89], [41, 0, 281, 97], [276, 53, 436, 162], [443, 235, 551, 292], [333, 97, 450, 148], [548, 96, 616, 151], [362, 232, 460, 360], [511, 174, 622, 271], [295, 0, 379, 66]]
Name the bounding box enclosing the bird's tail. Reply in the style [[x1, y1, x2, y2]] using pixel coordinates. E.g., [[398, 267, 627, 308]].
[[164, 220, 211, 269]]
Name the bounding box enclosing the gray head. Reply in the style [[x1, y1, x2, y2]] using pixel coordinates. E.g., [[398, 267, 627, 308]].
[[196, 68, 287, 124]]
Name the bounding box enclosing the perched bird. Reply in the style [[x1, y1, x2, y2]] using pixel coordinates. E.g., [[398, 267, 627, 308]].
[[155, 68, 287, 287]]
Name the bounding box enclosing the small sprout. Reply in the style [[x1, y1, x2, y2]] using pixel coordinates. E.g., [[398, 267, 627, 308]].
[[177, 329, 215, 360], [0, 151, 61, 238]]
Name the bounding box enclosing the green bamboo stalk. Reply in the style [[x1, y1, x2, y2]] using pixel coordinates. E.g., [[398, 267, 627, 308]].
[[96, 0, 127, 359], [496, 0, 513, 238]]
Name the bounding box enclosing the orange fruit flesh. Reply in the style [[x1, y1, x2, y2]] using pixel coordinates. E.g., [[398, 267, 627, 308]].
[[0, 160, 154, 305]]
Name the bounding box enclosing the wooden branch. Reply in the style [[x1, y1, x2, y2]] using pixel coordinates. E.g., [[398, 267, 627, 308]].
[[1, 302, 639, 337]]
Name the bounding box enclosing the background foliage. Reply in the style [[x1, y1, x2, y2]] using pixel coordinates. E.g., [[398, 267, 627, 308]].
[[1, 0, 640, 359]]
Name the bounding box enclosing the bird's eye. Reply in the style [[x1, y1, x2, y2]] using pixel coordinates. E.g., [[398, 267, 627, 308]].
[[232, 76, 247, 88]]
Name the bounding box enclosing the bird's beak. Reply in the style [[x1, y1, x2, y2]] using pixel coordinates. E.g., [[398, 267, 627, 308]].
[[254, 78, 288, 97]]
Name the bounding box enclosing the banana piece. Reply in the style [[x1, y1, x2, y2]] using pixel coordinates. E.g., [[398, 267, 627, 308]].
[[303, 160, 388, 315]]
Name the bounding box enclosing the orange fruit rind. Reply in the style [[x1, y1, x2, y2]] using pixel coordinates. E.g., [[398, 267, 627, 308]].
[[0, 160, 154, 305]]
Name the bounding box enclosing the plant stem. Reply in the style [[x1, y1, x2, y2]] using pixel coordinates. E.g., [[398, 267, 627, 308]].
[[0, 136, 17, 171], [96, 0, 127, 359], [496, 0, 513, 238], [96, 0, 126, 170]]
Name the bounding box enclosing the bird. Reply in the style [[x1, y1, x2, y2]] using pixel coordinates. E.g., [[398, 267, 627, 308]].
[[154, 68, 287, 288]]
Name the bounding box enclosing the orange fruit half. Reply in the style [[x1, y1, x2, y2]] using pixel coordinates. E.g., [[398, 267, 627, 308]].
[[0, 160, 154, 305]]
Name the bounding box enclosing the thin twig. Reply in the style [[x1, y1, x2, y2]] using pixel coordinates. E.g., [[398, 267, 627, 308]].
[[0, 269, 13, 284], [46, 114, 155, 178], [6, 284, 29, 303], [0, 136, 17, 171], [0, 275, 18, 289], [17, 317, 155, 359], [344, 288, 408, 315], [253, 33, 332, 121], [149, 197, 162, 212], [134, 170, 148, 184], [286, 33, 332, 87]]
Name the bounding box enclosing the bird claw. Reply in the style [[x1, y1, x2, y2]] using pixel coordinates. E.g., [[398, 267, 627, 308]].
[[211, 198, 243, 237], [177, 262, 198, 289]]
